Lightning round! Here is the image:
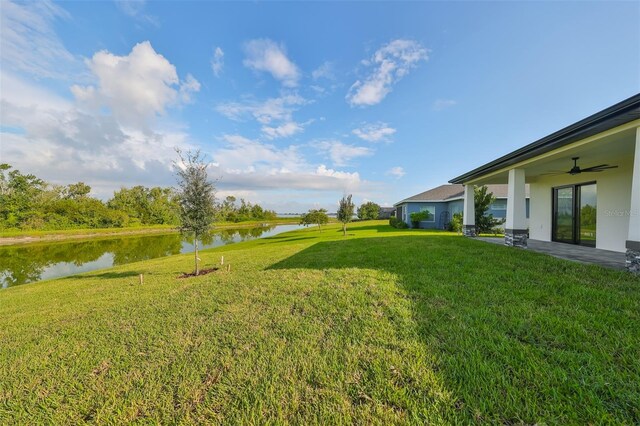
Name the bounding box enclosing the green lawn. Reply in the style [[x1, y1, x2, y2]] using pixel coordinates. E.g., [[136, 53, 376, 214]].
[[1, 221, 638, 424]]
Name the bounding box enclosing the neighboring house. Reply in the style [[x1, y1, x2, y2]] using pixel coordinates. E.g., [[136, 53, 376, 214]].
[[378, 207, 395, 219], [449, 93, 640, 273], [393, 184, 530, 229]]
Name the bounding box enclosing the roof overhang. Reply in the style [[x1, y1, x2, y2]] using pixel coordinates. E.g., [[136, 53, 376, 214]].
[[393, 195, 520, 206], [449, 94, 640, 184]]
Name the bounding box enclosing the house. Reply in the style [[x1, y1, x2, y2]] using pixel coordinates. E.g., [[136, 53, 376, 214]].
[[377, 207, 396, 219], [394, 184, 530, 229], [449, 93, 640, 274]]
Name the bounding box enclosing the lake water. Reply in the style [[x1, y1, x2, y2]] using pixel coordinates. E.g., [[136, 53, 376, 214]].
[[0, 224, 303, 288]]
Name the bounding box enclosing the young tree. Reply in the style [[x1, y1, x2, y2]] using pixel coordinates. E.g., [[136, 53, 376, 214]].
[[357, 201, 381, 220], [337, 194, 355, 236], [174, 150, 216, 275], [300, 209, 329, 231], [474, 185, 502, 234]]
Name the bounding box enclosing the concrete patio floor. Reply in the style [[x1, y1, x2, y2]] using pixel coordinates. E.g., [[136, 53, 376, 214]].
[[477, 237, 627, 271]]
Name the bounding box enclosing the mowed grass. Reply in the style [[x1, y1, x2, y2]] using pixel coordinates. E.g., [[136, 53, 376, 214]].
[[1, 221, 638, 424]]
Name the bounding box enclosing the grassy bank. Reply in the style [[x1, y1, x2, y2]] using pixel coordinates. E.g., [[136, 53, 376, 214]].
[[0, 217, 301, 245], [1, 221, 638, 424]]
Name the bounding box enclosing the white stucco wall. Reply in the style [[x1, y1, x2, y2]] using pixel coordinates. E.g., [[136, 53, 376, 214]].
[[529, 158, 633, 252]]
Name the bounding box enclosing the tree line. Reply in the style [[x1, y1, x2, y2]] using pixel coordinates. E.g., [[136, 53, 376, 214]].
[[0, 163, 276, 231], [300, 196, 382, 235]]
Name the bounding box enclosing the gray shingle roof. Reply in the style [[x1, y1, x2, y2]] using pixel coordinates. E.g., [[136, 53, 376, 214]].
[[396, 184, 529, 204]]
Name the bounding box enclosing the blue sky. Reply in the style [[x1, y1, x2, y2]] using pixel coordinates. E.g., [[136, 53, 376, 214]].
[[1, 1, 638, 212]]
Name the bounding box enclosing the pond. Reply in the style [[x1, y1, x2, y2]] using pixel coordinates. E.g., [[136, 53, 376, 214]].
[[0, 224, 303, 288]]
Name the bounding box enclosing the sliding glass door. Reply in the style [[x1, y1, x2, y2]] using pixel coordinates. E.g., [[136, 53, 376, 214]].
[[553, 186, 574, 243], [552, 183, 596, 246], [578, 184, 597, 247]]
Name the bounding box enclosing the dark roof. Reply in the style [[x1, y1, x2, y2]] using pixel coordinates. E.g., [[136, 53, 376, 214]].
[[396, 184, 529, 205], [449, 93, 640, 184]]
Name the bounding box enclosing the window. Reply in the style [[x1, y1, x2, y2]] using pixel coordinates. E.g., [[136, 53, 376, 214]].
[[420, 206, 435, 222], [490, 201, 507, 210]]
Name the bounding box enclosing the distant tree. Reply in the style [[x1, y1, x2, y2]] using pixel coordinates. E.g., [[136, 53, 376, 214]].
[[108, 186, 178, 225], [300, 209, 329, 231], [64, 182, 91, 200], [337, 194, 355, 236], [0, 164, 46, 228], [474, 185, 502, 234], [0, 163, 10, 196], [357, 201, 380, 220], [174, 150, 217, 275], [580, 204, 597, 227]]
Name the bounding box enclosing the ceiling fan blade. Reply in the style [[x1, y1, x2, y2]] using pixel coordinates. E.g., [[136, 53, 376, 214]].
[[539, 171, 566, 176], [580, 165, 618, 173]]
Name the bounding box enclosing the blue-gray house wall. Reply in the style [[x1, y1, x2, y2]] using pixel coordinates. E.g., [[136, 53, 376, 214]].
[[401, 202, 449, 229], [396, 198, 530, 229], [487, 199, 531, 220]]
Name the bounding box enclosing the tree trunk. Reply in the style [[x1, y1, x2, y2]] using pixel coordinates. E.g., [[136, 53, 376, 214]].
[[194, 233, 199, 275], [342, 223, 347, 236]]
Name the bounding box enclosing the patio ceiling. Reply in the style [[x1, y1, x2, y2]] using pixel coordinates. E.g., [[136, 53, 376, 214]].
[[464, 125, 637, 185]]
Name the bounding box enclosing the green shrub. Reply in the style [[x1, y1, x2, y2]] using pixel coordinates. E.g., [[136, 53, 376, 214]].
[[409, 211, 432, 229], [389, 217, 408, 229], [446, 212, 463, 232]]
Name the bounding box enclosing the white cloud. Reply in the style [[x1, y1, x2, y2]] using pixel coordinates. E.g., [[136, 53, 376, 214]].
[[314, 140, 374, 167], [179, 74, 201, 103], [71, 41, 200, 127], [115, 0, 159, 26], [1, 94, 193, 198], [386, 166, 406, 179], [346, 39, 428, 107], [312, 61, 334, 80], [214, 134, 302, 174], [0, 70, 71, 112], [215, 189, 258, 200], [243, 39, 300, 87], [208, 135, 366, 193], [352, 122, 396, 142], [216, 94, 307, 124], [0, 0, 83, 80], [211, 47, 224, 77], [432, 99, 457, 111], [261, 121, 304, 139], [1, 31, 199, 198]]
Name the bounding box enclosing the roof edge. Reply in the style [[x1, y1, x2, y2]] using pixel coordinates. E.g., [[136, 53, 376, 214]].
[[449, 93, 640, 184]]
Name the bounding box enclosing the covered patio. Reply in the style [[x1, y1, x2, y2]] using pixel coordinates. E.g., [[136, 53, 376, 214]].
[[450, 94, 640, 274], [477, 237, 627, 270]]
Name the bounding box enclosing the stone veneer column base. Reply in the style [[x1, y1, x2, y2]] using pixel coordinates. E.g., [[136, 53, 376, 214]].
[[462, 225, 476, 237], [626, 241, 640, 274], [505, 229, 528, 248]]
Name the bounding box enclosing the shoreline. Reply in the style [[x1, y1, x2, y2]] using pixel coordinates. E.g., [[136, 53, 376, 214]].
[[0, 220, 300, 246]]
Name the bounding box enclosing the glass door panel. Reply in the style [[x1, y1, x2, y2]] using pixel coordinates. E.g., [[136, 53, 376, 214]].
[[578, 184, 597, 247], [553, 187, 574, 243]]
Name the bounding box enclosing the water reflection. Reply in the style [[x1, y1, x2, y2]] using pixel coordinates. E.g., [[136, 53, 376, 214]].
[[0, 224, 301, 288]]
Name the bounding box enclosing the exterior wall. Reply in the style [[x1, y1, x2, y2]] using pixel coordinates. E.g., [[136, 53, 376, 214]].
[[448, 200, 464, 216], [401, 202, 446, 229], [489, 199, 530, 219], [396, 198, 529, 229], [528, 157, 633, 252]]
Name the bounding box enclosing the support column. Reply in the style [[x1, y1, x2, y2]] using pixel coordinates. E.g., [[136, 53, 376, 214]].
[[463, 184, 476, 237], [626, 127, 640, 274], [505, 168, 528, 248]]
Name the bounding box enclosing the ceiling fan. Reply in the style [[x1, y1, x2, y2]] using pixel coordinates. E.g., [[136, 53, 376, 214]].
[[542, 157, 618, 176], [566, 157, 618, 175]]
